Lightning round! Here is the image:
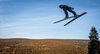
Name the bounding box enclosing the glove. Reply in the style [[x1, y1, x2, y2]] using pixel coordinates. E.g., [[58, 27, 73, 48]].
[[71, 7, 74, 10], [69, 7, 74, 10]]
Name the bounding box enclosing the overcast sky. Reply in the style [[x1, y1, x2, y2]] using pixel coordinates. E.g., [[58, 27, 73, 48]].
[[0, 0, 100, 39]]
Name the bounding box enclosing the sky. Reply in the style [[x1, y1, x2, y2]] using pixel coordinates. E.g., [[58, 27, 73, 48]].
[[0, 0, 100, 39]]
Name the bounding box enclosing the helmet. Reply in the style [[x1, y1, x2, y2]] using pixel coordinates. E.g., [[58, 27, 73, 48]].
[[59, 5, 64, 8]]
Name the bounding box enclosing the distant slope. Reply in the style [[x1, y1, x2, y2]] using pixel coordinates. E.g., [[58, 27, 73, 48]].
[[15, 40, 88, 54], [54, 39, 89, 48], [0, 39, 88, 54], [0, 38, 89, 48], [0, 38, 37, 47]]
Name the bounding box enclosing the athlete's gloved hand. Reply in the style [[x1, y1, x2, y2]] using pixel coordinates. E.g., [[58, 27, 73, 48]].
[[69, 7, 74, 10], [71, 8, 74, 10]]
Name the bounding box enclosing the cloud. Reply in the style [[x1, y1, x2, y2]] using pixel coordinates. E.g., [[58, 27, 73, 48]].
[[0, 15, 57, 28], [0, 31, 50, 39], [0, 16, 4, 25]]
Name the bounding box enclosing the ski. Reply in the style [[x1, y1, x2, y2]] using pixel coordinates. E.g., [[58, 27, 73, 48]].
[[64, 12, 87, 26], [53, 16, 75, 24]]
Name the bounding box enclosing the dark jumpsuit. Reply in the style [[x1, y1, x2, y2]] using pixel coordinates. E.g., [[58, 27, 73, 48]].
[[62, 5, 77, 18]]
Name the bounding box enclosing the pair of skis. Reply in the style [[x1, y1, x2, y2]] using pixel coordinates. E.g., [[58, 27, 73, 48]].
[[53, 12, 87, 26]]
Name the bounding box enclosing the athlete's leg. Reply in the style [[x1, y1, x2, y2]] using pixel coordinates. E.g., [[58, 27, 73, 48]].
[[64, 11, 69, 19], [68, 9, 77, 17], [63, 8, 69, 19]]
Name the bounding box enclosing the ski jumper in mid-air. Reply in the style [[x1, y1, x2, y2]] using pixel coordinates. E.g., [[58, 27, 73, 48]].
[[53, 4, 87, 26], [59, 5, 77, 19]]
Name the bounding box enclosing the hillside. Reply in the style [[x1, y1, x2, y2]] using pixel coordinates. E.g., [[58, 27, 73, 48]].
[[0, 39, 88, 54]]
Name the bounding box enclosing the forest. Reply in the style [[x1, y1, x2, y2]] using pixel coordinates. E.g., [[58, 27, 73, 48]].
[[0, 39, 88, 54]]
